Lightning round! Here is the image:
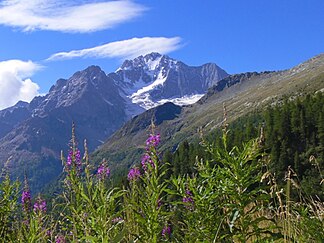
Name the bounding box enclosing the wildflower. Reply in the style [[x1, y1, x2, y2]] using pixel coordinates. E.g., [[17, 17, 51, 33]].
[[182, 196, 194, 204], [75, 148, 81, 167], [141, 153, 154, 171], [185, 189, 193, 196], [22, 219, 29, 226], [22, 176, 31, 214], [97, 163, 110, 179], [55, 234, 66, 243], [66, 148, 82, 170], [66, 150, 73, 166], [127, 167, 141, 181], [146, 133, 160, 148], [141, 133, 160, 171], [22, 190, 31, 208], [157, 198, 162, 208], [112, 217, 123, 224], [162, 225, 172, 238], [33, 197, 47, 213], [183, 190, 194, 210]]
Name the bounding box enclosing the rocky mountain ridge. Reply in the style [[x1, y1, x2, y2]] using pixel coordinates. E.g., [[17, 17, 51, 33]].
[[92, 54, 324, 174], [110, 52, 228, 113], [0, 52, 228, 191]]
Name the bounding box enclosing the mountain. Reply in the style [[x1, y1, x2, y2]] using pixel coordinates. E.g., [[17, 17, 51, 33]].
[[0, 53, 228, 192], [0, 101, 30, 138], [109, 52, 229, 113], [0, 66, 128, 191], [92, 54, 324, 173]]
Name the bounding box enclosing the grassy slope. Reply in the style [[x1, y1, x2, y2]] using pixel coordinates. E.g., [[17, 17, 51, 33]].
[[92, 54, 324, 173]]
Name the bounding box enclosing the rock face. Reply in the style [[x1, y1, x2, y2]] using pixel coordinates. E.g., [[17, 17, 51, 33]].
[[0, 66, 128, 192], [0, 53, 228, 192], [0, 101, 31, 138], [92, 54, 324, 177], [110, 52, 229, 112]]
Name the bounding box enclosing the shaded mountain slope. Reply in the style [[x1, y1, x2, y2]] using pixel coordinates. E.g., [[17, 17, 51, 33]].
[[93, 54, 324, 172]]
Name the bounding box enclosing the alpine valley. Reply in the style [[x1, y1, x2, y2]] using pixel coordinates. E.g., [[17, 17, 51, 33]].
[[0, 53, 323, 192], [93, 53, 324, 178], [0, 52, 229, 191]]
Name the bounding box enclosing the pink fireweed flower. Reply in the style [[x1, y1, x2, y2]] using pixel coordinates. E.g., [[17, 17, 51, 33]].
[[75, 149, 81, 167], [33, 197, 47, 213], [22, 190, 31, 205], [55, 234, 66, 243], [183, 190, 194, 210], [127, 167, 141, 181], [97, 164, 110, 179], [22, 175, 31, 214], [162, 225, 172, 238], [185, 189, 193, 196], [141, 133, 161, 171], [66, 150, 73, 166], [22, 190, 31, 213], [112, 217, 123, 224], [146, 133, 160, 148], [141, 153, 154, 171], [66, 148, 82, 172], [157, 198, 162, 208]]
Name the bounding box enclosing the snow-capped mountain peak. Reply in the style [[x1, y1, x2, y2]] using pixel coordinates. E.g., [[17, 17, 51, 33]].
[[111, 52, 229, 112], [117, 52, 177, 73]]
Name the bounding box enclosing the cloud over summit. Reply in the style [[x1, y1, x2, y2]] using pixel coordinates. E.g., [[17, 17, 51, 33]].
[[47, 37, 183, 61]]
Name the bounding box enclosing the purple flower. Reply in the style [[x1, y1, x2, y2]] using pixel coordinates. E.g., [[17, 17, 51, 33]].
[[183, 190, 194, 210], [162, 225, 172, 238], [141, 153, 154, 171], [182, 196, 194, 204], [22, 190, 31, 205], [127, 167, 141, 181], [66, 148, 82, 171], [97, 163, 110, 179], [146, 134, 160, 148], [22, 219, 29, 226], [66, 150, 73, 166], [22, 180, 31, 214], [185, 189, 193, 196], [33, 197, 47, 213], [55, 234, 66, 243], [75, 149, 81, 166], [157, 198, 162, 208], [112, 217, 123, 224], [141, 133, 161, 171], [97, 164, 105, 174]]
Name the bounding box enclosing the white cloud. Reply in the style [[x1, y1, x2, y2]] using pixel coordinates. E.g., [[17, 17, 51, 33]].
[[47, 37, 183, 61], [0, 0, 145, 33], [0, 60, 41, 110]]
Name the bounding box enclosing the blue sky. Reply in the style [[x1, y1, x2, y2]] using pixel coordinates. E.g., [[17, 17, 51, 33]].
[[0, 0, 323, 109]]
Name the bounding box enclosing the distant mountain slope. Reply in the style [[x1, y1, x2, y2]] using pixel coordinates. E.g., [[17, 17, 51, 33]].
[[0, 66, 127, 191], [0, 101, 31, 138], [0, 53, 228, 192], [93, 54, 324, 173]]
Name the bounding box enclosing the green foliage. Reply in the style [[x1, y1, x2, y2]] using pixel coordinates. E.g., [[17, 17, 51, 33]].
[[0, 163, 20, 242], [169, 131, 279, 242], [0, 93, 323, 241], [124, 135, 170, 242], [164, 92, 324, 199], [54, 126, 124, 242]]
